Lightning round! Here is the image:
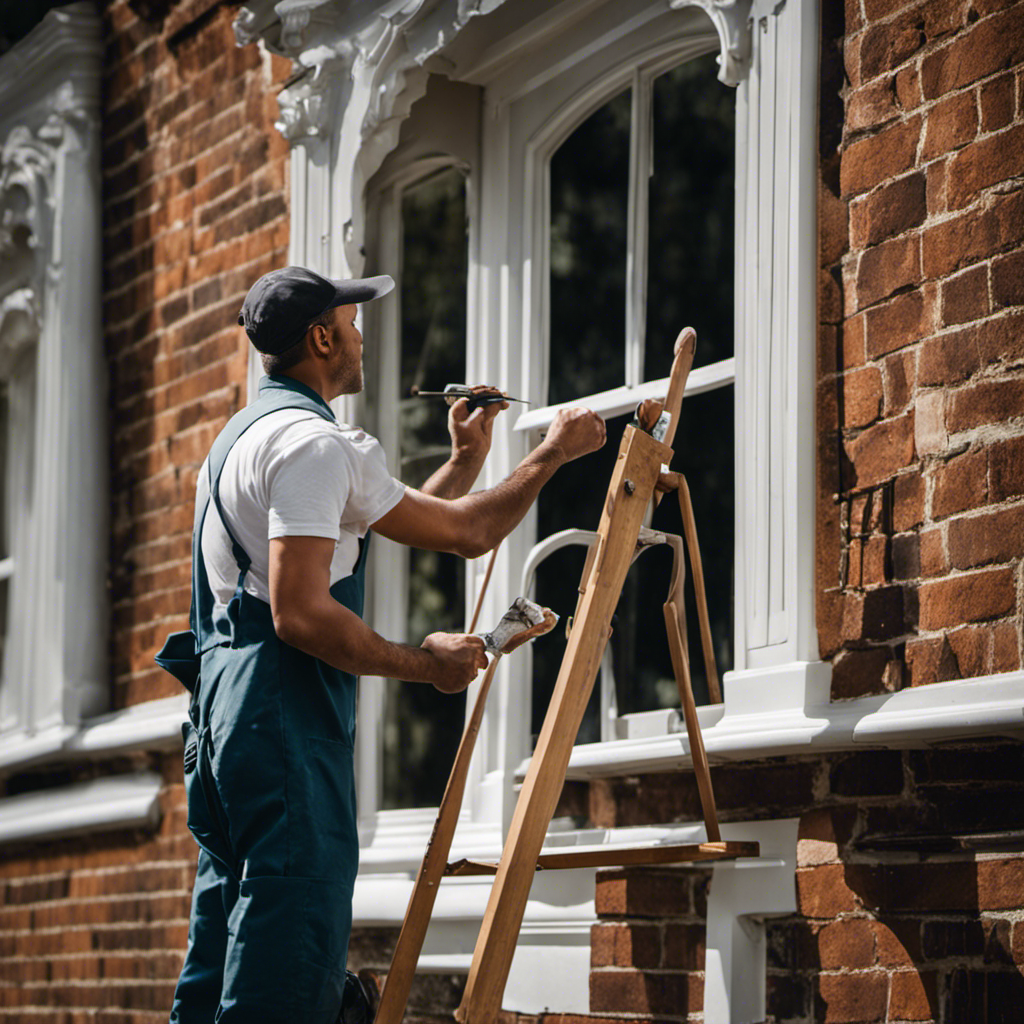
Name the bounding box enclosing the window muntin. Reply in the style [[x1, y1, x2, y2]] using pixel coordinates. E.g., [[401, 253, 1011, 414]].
[[529, 49, 735, 735], [381, 167, 470, 809]]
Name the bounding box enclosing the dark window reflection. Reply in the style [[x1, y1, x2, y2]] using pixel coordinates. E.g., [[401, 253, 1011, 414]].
[[548, 89, 630, 405], [532, 390, 734, 745], [645, 54, 735, 376], [384, 168, 468, 810]]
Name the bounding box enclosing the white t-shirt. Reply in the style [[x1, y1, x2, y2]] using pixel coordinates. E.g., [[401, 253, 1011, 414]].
[[200, 408, 405, 608]]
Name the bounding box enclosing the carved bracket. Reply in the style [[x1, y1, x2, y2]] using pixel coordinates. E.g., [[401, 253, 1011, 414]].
[[668, 0, 754, 86]]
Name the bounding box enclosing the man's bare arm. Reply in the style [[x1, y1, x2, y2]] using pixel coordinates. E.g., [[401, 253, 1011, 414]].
[[373, 406, 606, 557], [420, 397, 508, 500], [268, 535, 487, 691]]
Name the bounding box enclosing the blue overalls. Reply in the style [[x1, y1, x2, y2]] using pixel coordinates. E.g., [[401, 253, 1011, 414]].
[[158, 375, 366, 1024]]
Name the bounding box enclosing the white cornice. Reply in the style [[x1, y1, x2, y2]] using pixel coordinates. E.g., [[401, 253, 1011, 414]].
[[0, 772, 162, 846], [0, 2, 102, 130], [0, 695, 188, 774]]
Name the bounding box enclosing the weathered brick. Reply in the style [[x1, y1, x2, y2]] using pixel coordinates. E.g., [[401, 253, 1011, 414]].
[[842, 365, 883, 428], [894, 470, 926, 530], [850, 171, 927, 247], [920, 525, 948, 576], [847, 77, 900, 133], [980, 72, 1017, 133], [594, 870, 694, 919], [831, 749, 905, 797], [842, 313, 867, 369], [883, 349, 916, 417], [890, 970, 939, 1021], [842, 586, 906, 641], [864, 286, 934, 357], [914, 389, 947, 455], [977, 858, 1024, 910], [990, 434, 1024, 500], [920, 5, 1024, 99], [817, 919, 876, 970], [818, 971, 889, 1023], [992, 250, 1024, 309], [947, 622, 992, 678], [841, 115, 922, 197], [918, 566, 1016, 629], [844, 411, 916, 489], [992, 619, 1021, 672], [946, 377, 1024, 433], [921, 88, 978, 160], [947, 122, 1024, 210], [590, 970, 701, 1016], [662, 923, 705, 970], [796, 864, 859, 918], [590, 922, 661, 969], [922, 187, 1024, 279], [948, 504, 1024, 568], [855, 233, 922, 311], [895, 63, 923, 111], [942, 264, 990, 325]]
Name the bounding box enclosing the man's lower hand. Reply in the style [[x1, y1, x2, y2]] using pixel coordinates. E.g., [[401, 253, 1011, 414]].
[[421, 632, 489, 693]]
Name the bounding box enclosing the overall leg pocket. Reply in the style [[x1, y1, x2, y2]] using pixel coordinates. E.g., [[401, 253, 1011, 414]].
[[218, 874, 354, 1024]]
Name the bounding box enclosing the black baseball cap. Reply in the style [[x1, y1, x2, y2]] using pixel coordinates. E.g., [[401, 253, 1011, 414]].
[[238, 266, 395, 354]]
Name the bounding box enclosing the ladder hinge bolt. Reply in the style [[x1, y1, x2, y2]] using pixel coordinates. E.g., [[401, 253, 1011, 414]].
[[624, 479, 635, 495]]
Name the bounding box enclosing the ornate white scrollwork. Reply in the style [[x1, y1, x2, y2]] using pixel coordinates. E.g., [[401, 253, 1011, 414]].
[[0, 125, 55, 260], [668, 0, 754, 86]]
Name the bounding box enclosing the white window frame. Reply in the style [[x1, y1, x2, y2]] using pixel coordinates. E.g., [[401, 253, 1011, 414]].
[[0, 1, 109, 765]]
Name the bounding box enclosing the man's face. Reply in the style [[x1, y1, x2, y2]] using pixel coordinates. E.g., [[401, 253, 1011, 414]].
[[327, 303, 363, 395]]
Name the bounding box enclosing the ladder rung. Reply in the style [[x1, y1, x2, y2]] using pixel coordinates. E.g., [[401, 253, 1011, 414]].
[[445, 840, 759, 876]]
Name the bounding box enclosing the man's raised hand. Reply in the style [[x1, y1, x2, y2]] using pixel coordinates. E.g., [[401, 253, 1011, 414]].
[[448, 393, 508, 464], [420, 632, 489, 693], [542, 407, 607, 464]]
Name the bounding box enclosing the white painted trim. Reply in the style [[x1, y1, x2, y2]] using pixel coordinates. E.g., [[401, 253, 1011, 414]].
[[554, 669, 1024, 779], [703, 818, 798, 1024], [0, 695, 188, 773], [0, 772, 163, 846], [512, 358, 735, 432], [353, 816, 788, 1019]]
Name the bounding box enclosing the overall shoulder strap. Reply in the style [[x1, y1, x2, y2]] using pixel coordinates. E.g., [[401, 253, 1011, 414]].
[[190, 376, 337, 647]]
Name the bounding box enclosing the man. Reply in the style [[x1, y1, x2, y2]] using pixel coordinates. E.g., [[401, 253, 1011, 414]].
[[161, 266, 605, 1024]]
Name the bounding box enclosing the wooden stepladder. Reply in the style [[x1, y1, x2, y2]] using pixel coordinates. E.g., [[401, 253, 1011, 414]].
[[453, 329, 757, 1024]]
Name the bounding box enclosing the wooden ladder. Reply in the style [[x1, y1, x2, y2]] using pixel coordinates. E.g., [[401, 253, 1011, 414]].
[[377, 329, 758, 1024]]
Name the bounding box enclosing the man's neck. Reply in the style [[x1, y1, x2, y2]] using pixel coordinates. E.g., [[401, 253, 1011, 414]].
[[274, 364, 335, 404]]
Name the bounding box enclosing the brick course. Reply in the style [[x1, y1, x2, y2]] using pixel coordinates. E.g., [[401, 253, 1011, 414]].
[[820, 0, 1024, 693]]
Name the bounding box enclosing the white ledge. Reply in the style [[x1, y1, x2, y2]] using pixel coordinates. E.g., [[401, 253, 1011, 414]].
[[556, 667, 1024, 779], [0, 772, 163, 846], [0, 694, 189, 774]]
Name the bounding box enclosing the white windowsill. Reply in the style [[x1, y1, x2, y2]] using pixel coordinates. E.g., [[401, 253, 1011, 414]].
[[555, 667, 1024, 779], [0, 772, 163, 846], [0, 694, 189, 773]]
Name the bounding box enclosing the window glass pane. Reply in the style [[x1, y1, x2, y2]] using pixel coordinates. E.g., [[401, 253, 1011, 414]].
[[532, 387, 733, 739], [644, 54, 735, 377], [532, 410, 634, 746], [617, 384, 734, 713], [382, 168, 468, 810], [548, 88, 631, 405]]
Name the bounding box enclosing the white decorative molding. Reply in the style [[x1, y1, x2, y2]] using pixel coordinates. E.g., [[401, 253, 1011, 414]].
[[0, 1, 107, 739], [0, 772, 163, 846], [668, 0, 754, 86], [556, 670, 1024, 780], [0, 695, 189, 774], [354, 815, 785, 1019]]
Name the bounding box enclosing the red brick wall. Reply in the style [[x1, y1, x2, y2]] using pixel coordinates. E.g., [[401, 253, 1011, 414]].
[[817, 0, 1024, 697], [0, 4, 290, 1020], [0, 753, 191, 1022], [104, 0, 291, 711]]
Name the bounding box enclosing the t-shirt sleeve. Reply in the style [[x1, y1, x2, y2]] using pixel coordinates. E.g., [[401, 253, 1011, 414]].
[[337, 428, 406, 534], [265, 423, 403, 541]]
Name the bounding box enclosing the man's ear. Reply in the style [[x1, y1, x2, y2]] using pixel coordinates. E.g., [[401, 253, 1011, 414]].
[[307, 323, 330, 358]]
